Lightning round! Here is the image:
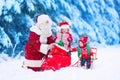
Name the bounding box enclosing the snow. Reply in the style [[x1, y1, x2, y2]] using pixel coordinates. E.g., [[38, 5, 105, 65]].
[[0, 27, 12, 47], [0, 46, 120, 80], [0, 0, 4, 15]]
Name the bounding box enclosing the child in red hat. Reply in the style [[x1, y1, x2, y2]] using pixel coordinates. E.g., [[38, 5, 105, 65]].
[[55, 21, 73, 50], [71, 36, 94, 69]]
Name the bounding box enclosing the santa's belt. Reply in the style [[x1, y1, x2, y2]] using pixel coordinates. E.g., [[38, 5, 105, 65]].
[[23, 59, 44, 67]]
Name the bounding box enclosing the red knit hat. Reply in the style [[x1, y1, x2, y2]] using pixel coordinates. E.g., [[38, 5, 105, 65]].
[[79, 36, 88, 44], [59, 21, 69, 29]]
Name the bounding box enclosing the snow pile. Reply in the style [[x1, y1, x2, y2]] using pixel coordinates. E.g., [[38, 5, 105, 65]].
[[0, 46, 120, 80]]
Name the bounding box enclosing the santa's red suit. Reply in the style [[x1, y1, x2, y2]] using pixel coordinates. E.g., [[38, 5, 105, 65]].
[[23, 14, 55, 71]]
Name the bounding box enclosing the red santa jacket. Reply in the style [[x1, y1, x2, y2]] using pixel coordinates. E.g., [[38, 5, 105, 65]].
[[24, 26, 55, 68]]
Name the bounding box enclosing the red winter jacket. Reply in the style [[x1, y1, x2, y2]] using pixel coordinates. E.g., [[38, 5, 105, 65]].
[[71, 46, 93, 59]]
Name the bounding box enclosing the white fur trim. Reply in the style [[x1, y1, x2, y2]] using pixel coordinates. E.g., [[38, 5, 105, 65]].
[[37, 15, 51, 25], [60, 25, 69, 29], [23, 59, 44, 67], [40, 36, 47, 44], [30, 26, 41, 35], [40, 44, 49, 54], [40, 26, 52, 37]]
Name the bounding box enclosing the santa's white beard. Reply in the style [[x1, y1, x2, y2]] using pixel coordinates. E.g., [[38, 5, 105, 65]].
[[36, 21, 52, 43], [40, 35, 47, 43], [36, 22, 52, 37], [40, 29, 52, 43], [41, 25, 52, 37]]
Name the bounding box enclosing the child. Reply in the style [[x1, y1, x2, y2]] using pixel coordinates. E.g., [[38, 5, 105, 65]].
[[55, 21, 73, 50], [71, 36, 93, 69]]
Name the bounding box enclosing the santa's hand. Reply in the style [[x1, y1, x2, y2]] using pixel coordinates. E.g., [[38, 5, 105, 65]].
[[47, 43, 55, 50]]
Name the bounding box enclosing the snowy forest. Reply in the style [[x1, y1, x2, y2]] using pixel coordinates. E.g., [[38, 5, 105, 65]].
[[0, 0, 120, 57], [0, 0, 120, 80]]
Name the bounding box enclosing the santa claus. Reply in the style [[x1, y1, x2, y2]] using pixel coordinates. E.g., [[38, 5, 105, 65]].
[[23, 14, 55, 71]]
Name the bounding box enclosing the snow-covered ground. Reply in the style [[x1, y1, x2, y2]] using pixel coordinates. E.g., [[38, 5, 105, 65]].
[[0, 46, 120, 80]]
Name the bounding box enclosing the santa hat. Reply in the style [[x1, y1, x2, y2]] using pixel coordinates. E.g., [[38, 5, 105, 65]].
[[36, 14, 51, 24], [36, 14, 52, 29], [36, 14, 52, 34], [59, 21, 69, 29], [79, 36, 88, 44]]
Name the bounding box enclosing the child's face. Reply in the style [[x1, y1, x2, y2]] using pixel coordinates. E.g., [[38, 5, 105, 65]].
[[61, 28, 69, 33], [79, 41, 83, 47]]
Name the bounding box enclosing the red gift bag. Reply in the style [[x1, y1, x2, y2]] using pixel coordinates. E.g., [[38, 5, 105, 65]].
[[41, 44, 71, 71]]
